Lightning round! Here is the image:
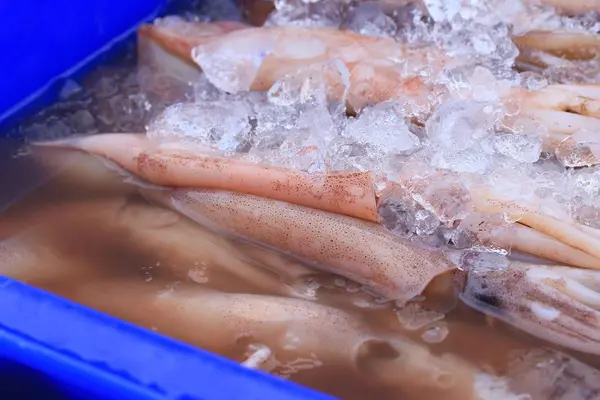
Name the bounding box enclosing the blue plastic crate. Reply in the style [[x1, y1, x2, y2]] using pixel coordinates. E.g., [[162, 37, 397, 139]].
[[0, 1, 336, 399]]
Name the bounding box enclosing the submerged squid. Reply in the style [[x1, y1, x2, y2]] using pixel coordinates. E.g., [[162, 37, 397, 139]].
[[63, 277, 482, 399]]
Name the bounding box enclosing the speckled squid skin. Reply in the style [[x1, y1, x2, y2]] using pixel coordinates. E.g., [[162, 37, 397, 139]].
[[143, 188, 456, 303]]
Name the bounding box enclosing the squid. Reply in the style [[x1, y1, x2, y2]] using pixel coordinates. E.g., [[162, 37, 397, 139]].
[[461, 261, 600, 356]]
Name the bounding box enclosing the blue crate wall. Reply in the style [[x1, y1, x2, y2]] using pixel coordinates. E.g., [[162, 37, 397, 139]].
[[0, 0, 167, 132]]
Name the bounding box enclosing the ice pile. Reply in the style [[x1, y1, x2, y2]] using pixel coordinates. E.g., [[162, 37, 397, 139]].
[[265, 0, 350, 29], [144, 0, 600, 268], [263, 0, 435, 40], [12, 63, 153, 141], [10, 0, 238, 140], [149, 61, 422, 174], [148, 100, 253, 153]]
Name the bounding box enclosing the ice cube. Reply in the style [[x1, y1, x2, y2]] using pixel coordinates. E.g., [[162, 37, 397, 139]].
[[65, 110, 98, 134], [378, 197, 419, 238], [573, 204, 600, 228], [267, 59, 350, 110], [331, 142, 385, 173], [493, 133, 542, 163], [192, 73, 226, 102], [21, 118, 72, 140], [572, 168, 600, 197], [519, 71, 548, 91], [266, 0, 346, 28], [422, 0, 461, 22], [421, 323, 449, 343], [147, 101, 252, 152], [395, 302, 445, 330], [413, 209, 440, 236], [395, 3, 435, 44], [450, 212, 514, 255], [257, 104, 298, 131], [425, 100, 497, 151], [249, 99, 336, 172], [58, 79, 83, 100], [569, 168, 600, 227], [344, 101, 420, 154], [93, 75, 119, 99], [468, 66, 511, 103], [414, 179, 473, 224], [191, 30, 276, 93], [556, 129, 600, 167], [276, 127, 329, 173], [428, 145, 493, 174], [345, 2, 397, 38], [471, 31, 496, 55], [330, 101, 420, 174], [534, 169, 565, 200], [441, 65, 513, 103]]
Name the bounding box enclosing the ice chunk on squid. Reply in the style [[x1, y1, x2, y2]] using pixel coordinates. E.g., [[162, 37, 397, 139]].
[[67, 278, 477, 399], [138, 17, 250, 69], [460, 262, 600, 355], [141, 188, 456, 303], [506, 347, 600, 400]]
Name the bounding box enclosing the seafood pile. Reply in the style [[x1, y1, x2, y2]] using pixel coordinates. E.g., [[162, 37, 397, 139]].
[[8, 0, 600, 398]]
